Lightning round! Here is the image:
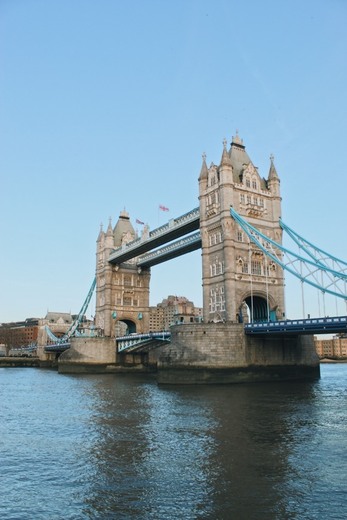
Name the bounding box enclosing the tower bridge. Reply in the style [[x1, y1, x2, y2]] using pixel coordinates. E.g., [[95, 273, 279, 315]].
[[52, 133, 346, 382]]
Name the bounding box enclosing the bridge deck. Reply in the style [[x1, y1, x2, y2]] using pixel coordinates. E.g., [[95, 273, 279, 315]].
[[116, 332, 171, 352], [245, 316, 347, 335]]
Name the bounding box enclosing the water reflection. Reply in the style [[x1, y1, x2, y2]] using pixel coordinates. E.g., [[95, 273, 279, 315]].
[[1, 366, 346, 519], [79, 377, 329, 520]]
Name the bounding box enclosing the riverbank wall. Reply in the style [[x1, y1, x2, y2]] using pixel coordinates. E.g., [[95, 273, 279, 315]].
[[0, 357, 55, 368]]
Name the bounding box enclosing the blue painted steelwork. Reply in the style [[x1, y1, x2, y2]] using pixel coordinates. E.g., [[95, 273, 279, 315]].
[[45, 342, 71, 353], [245, 315, 347, 335], [45, 278, 96, 344], [109, 208, 200, 265], [280, 219, 347, 273], [138, 232, 202, 267], [230, 207, 347, 301], [116, 331, 171, 352]]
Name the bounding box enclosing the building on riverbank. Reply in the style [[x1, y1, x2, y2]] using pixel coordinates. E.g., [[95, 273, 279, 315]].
[[149, 295, 203, 331], [0, 318, 39, 349], [314, 334, 347, 359]]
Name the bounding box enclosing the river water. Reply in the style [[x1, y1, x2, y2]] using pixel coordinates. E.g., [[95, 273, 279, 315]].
[[0, 364, 346, 520]]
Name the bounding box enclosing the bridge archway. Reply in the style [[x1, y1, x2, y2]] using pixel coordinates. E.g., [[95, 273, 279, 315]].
[[114, 319, 137, 336], [239, 293, 277, 323]]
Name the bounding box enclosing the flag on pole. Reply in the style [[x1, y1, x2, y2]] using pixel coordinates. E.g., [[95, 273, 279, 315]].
[[159, 204, 169, 212], [136, 218, 145, 225]]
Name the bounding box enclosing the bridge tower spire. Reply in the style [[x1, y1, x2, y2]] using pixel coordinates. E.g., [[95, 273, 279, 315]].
[[199, 134, 285, 323]]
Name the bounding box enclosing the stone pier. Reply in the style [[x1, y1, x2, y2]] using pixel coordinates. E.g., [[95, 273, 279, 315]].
[[157, 323, 320, 384], [58, 337, 116, 374]]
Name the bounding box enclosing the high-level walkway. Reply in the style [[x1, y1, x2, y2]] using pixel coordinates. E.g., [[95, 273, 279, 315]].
[[108, 207, 200, 265]]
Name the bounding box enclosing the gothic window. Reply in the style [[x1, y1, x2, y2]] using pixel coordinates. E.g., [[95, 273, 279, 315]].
[[133, 299, 138, 306], [237, 231, 243, 242], [209, 286, 225, 314], [242, 261, 249, 274], [251, 261, 262, 275], [246, 178, 251, 188], [252, 180, 257, 190], [254, 196, 258, 206], [123, 296, 132, 306], [247, 195, 251, 204], [124, 276, 132, 286], [209, 288, 216, 313], [208, 228, 222, 246], [240, 194, 245, 204], [259, 198, 264, 207]]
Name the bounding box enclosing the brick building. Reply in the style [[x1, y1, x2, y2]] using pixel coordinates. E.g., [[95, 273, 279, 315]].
[[0, 318, 39, 348], [314, 334, 347, 359], [149, 295, 202, 331]]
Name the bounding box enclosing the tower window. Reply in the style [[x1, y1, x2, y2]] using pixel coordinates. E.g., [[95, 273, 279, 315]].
[[124, 276, 132, 286], [251, 261, 262, 275], [242, 262, 249, 274]]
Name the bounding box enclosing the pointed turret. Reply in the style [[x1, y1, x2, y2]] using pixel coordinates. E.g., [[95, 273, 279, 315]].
[[97, 223, 104, 243], [219, 138, 233, 186], [268, 154, 279, 181], [105, 217, 114, 249], [220, 138, 232, 167], [199, 153, 208, 181], [106, 217, 113, 236], [267, 154, 281, 219]]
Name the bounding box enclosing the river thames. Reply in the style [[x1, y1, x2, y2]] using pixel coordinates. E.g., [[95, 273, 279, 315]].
[[0, 364, 346, 520]]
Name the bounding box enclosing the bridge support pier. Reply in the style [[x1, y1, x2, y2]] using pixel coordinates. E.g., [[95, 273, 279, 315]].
[[157, 323, 320, 384], [58, 337, 116, 374]]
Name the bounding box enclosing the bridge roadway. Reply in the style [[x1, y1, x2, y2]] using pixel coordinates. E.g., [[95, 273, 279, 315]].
[[108, 207, 200, 265], [244, 315, 347, 335], [116, 332, 171, 352]]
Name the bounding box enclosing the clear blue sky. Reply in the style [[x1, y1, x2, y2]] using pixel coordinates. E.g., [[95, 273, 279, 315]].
[[1, 0, 346, 323]]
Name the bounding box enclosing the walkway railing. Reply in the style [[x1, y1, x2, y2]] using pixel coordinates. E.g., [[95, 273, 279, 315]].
[[116, 331, 171, 352]]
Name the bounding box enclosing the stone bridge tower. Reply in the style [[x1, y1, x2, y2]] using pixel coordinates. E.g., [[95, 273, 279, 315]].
[[95, 210, 150, 337], [198, 133, 285, 324]]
